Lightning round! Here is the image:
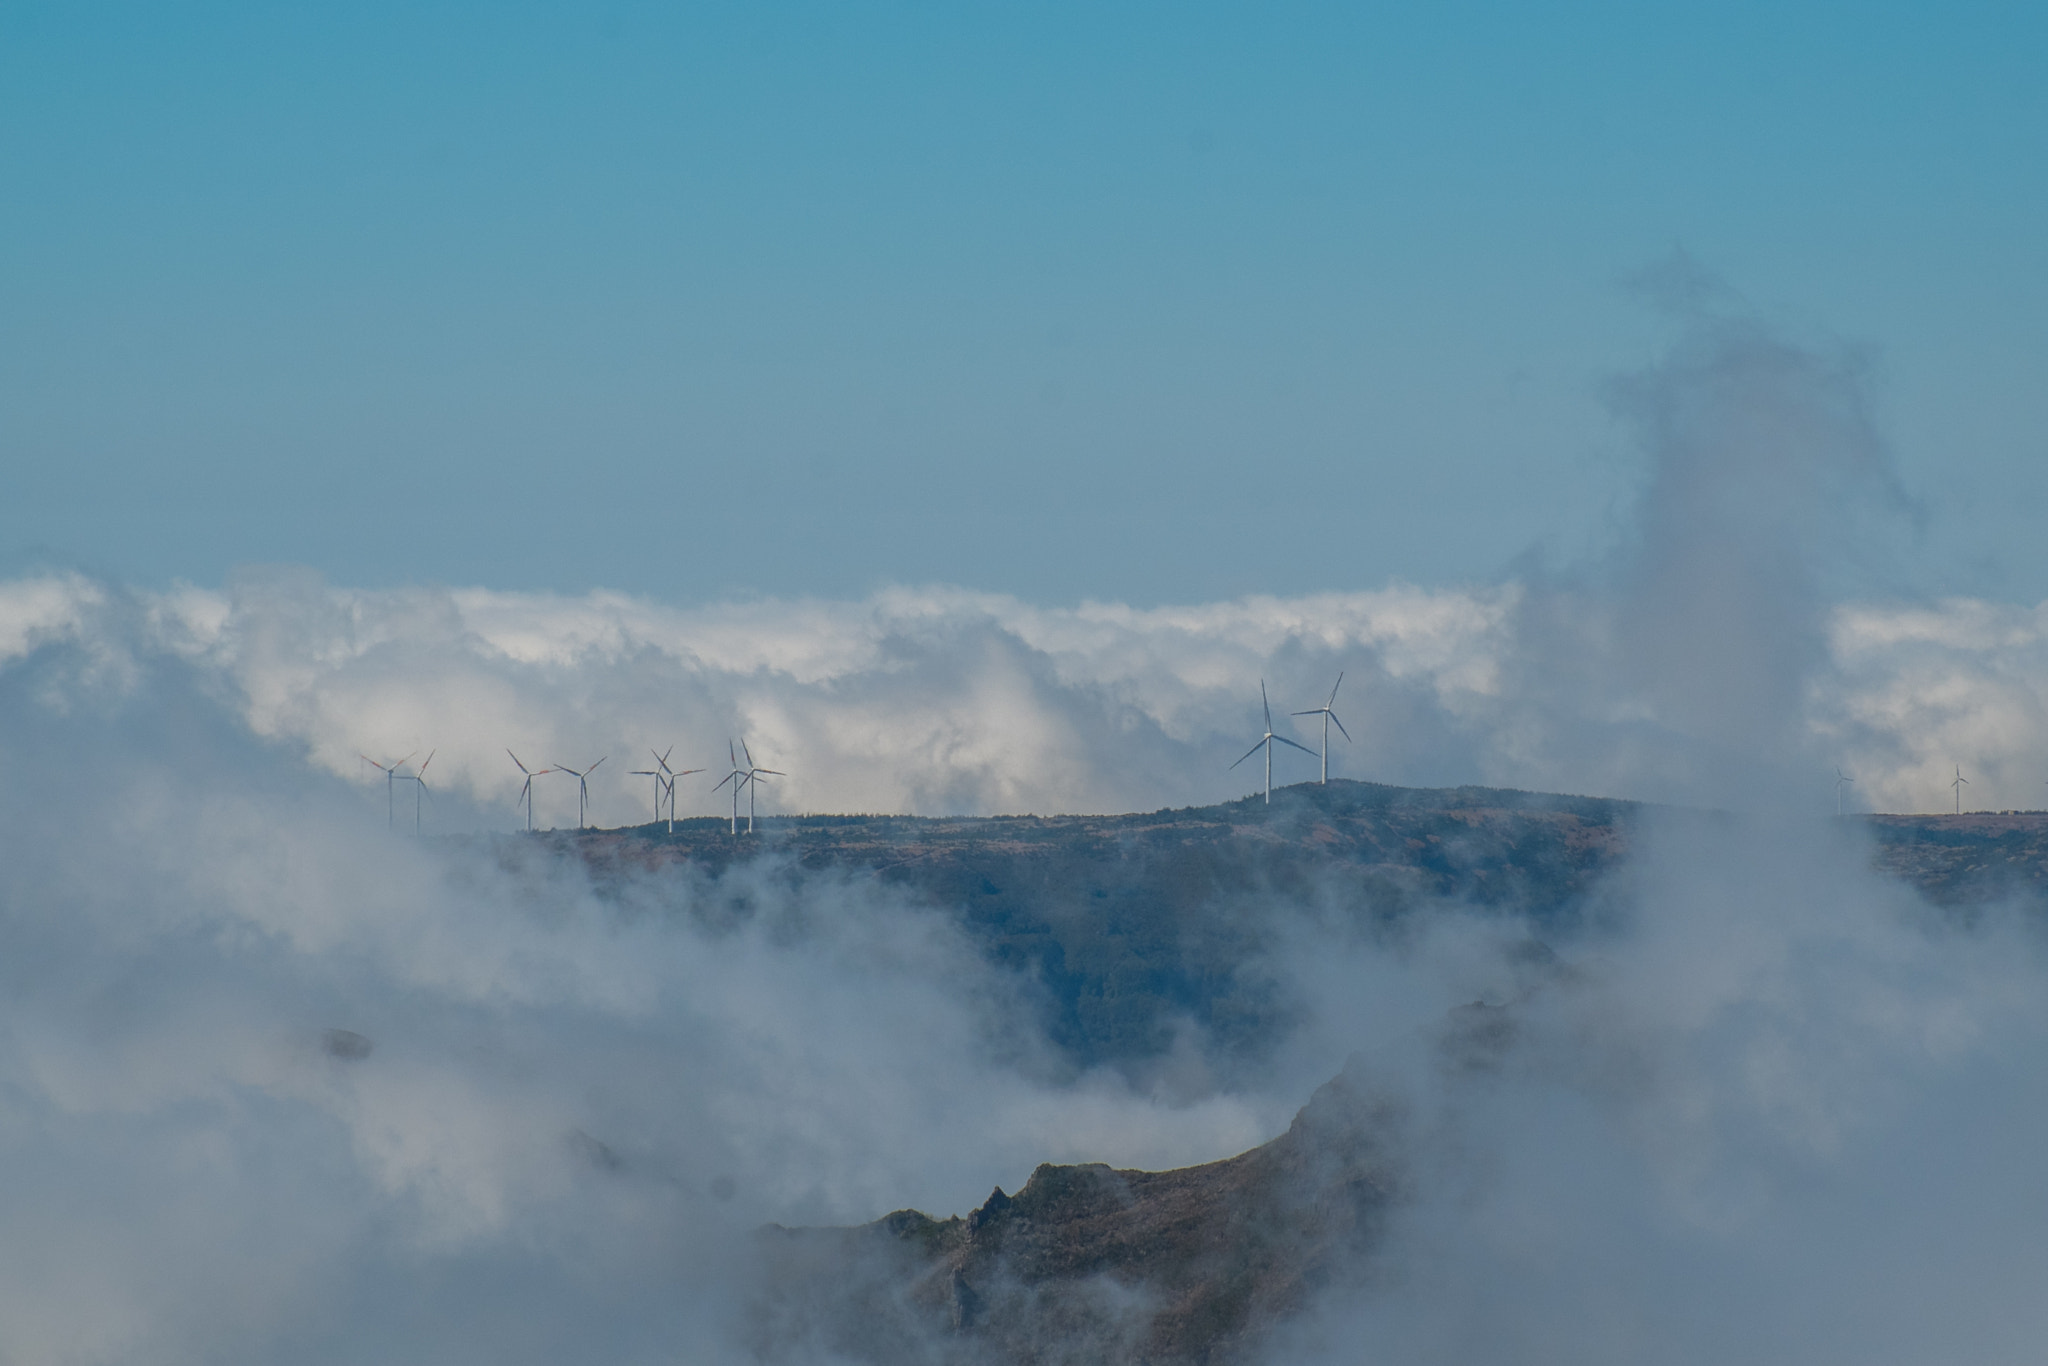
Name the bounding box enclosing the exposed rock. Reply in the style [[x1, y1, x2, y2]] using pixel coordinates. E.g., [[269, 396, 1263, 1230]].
[[750, 1058, 1404, 1365]]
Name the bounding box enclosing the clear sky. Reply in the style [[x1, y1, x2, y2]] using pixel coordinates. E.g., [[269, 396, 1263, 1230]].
[[4, 0, 2043, 605]]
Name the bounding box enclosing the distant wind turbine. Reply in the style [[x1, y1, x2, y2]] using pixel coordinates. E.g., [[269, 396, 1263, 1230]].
[[1835, 766, 1853, 817], [1952, 764, 1969, 815], [1291, 673, 1351, 784], [409, 750, 435, 833], [737, 739, 783, 834], [1230, 681, 1316, 804], [711, 741, 751, 835], [631, 748, 705, 833], [507, 751, 553, 831], [552, 756, 607, 829], [658, 749, 703, 833], [630, 755, 667, 826], [360, 752, 417, 830]]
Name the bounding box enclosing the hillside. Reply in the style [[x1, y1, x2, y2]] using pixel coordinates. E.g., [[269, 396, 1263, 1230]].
[[527, 782, 2048, 1070], [542, 780, 1638, 1067]]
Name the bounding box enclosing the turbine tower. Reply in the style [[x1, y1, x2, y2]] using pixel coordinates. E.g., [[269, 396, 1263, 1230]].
[[1229, 681, 1316, 804], [1951, 764, 1969, 815], [737, 739, 783, 834], [1290, 672, 1351, 784], [552, 756, 607, 829], [360, 752, 417, 830], [507, 751, 553, 831]]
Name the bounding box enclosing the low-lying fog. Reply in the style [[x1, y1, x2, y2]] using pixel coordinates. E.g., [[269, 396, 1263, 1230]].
[[3, 310, 2045, 1363]]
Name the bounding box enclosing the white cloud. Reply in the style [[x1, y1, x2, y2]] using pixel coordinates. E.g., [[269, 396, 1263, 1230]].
[[2, 571, 2045, 825]]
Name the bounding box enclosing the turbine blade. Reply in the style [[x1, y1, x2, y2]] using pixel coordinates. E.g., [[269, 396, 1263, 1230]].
[[1261, 680, 1272, 730], [1275, 735, 1317, 756], [361, 754, 389, 772], [741, 739, 755, 768], [1229, 739, 1266, 770], [508, 749, 531, 774], [675, 768, 704, 777], [1289, 709, 1320, 717], [1328, 672, 1343, 707], [587, 755, 606, 775], [417, 750, 434, 777], [755, 768, 784, 777], [1329, 712, 1351, 741]]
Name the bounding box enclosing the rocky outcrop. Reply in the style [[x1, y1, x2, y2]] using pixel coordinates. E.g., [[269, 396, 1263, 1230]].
[[747, 1058, 1404, 1365]]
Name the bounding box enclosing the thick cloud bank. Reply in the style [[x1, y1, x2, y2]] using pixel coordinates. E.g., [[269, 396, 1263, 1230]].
[[0, 565, 2039, 823], [2, 568, 2044, 826]]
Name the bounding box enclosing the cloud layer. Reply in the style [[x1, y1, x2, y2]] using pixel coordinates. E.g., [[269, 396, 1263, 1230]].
[[3, 568, 2045, 826]]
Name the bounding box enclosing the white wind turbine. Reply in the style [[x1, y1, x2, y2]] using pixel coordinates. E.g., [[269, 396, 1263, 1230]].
[[360, 752, 417, 830], [1290, 672, 1351, 784], [736, 740, 783, 834], [408, 750, 436, 833], [1835, 766, 1853, 816], [711, 741, 751, 835], [631, 748, 704, 834], [552, 756, 607, 829], [1230, 681, 1316, 804], [631, 752, 668, 827], [1951, 764, 1969, 815], [660, 751, 705, 832], [507, 751, 553, 831]]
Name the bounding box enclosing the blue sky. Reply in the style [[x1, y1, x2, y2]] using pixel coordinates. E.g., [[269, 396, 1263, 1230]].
[[3, 0, 2043, 605]]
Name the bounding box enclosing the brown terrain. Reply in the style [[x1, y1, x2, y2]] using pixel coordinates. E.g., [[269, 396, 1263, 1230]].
[[747, 1048, 1420, 1366], [1863, 811, 2048, 903]]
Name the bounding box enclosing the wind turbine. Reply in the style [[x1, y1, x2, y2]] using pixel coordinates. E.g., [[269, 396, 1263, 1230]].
[[630, 754, 668, 828], [409, 750, 436, 833], [711, 741, 750, 835], [552, 756, 607, 829], [1835, 766, 1853, 816], [507, 750, 553, 832], [657, 749, 704, 833], [737, 739, 784, 834], [1229, 681, 1316, 804], [1951, 764, 1969, 815], [1290, 672, 1351, 784], [360, 752, 417, 830], [631, 748, 706, 832]]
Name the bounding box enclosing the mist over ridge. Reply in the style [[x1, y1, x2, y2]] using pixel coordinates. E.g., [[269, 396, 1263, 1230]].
[[5, 310, 2048, 1362]]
